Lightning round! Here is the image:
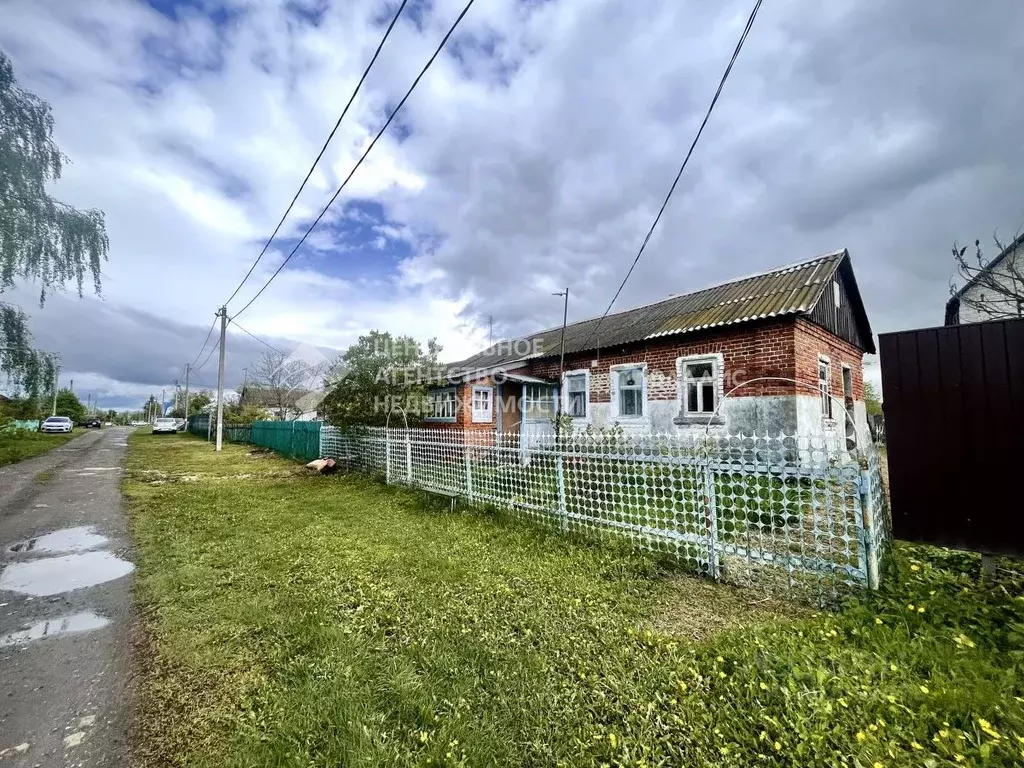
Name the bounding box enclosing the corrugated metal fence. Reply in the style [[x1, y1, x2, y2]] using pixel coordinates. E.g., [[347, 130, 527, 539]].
[[879, 317, 1024, 556], [186, 415, 322, 462]]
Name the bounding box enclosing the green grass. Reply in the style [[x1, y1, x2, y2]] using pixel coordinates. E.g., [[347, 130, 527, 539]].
[[0, 428, 76, 467], [125, 433, 1024, 768]]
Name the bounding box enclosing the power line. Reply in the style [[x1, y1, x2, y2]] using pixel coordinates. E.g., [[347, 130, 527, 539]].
[[194, 337, 220, 374], [188, 317, 219, 368], [229, 318, 288, 357], [222, 0, 411, 308], [230, 0, 478, 320], [578, 0, 764, 355]]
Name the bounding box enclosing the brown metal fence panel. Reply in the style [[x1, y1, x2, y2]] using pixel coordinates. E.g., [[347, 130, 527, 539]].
[[879, 318, 1024, 556]]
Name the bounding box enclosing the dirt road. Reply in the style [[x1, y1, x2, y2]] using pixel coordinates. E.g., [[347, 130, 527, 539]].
[[0, 428, 135, 766]]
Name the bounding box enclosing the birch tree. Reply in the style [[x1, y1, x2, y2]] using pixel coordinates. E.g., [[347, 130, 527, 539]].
[[1, 50, 109, 398]]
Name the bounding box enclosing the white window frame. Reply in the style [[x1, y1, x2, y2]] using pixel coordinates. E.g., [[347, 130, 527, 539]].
[[425, 387, 457, 422], [818, 355, 833, 420], [610, 363, 647, 420], [833, 280, 842, 308], [470, 385, 493, 423], [676, 353, 724, 418], [562, 369, 590, 420]]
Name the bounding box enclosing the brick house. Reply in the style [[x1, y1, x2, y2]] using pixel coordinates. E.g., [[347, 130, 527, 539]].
[[425, 250, 875, 445]]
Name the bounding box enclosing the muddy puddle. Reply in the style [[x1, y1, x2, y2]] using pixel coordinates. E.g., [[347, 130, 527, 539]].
[[0, 552, 134, 596], [0, 612, 109, 647], [7, 526, 108, 554]]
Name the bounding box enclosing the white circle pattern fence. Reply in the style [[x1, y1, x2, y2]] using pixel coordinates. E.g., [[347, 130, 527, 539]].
[[319, 426, 891, 600]]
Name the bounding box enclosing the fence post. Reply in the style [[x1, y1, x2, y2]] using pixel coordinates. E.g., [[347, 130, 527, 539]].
[[385, 428, 392, 485], [859, 469, 880, 589], [703, 461, 720, 579], [464, 438, 474, 504], [405, 430, 412, 485], [206, 414, 211, 442], [556, 450, 568, 532]]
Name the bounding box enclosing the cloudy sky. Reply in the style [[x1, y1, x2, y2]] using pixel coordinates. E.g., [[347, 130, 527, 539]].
[[1, 0, 1022, 410]]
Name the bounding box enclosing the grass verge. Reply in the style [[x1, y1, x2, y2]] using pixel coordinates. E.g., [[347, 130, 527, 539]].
[[125, 432, 1024, 768], [0, 429, 76, 467]]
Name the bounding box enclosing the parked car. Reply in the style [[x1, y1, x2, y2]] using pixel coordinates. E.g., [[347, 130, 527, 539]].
[[152, 418, 179, 435], [84, 418, 102, 429], [174, 418, 186, 432], [40, 416, 73, 433]]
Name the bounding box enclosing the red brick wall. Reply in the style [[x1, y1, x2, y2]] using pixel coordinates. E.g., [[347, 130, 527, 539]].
[[527, 317, 802, 401], [794, 318, 865, 401], [428, 318, 866, 430]]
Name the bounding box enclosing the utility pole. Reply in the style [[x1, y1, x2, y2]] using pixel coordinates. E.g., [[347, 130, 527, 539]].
[[51, 363, 60, 417], [552, 287, 569, 420], [550, 287, 570, 450], [215, 307, 228, 451], [183, 363, 191, 426], [160, 388, 166, 418]]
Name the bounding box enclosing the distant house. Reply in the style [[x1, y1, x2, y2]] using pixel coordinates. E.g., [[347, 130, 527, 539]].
[[945, 232, 1024, 325], [425, 249, 875, 445], [239, 386, 319, 421]]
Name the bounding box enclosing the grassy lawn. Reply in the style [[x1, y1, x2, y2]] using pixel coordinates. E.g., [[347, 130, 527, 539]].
[[0, 428, 76, 467], [125, 432, 1024, 768]]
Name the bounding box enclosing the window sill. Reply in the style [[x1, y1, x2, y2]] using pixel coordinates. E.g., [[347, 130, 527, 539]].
[[424, 417, 457, 424], [674, 412, 724, 426], [471, 417, 492, 424]]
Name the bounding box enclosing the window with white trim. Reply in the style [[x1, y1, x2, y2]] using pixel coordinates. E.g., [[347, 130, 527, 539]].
[[471, 386, 493, 423], [818, 357, 832, 419], [833, 280, 842, 308], [523, 384, 556, 420], [427, 389, 457, 420], [615, 366, 644, 418], [681, 357, 719, 415], [564, 372, 588, 418]]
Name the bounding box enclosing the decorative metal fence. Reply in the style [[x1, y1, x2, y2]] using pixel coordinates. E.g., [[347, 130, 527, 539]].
[[320, 427, 890, 598]]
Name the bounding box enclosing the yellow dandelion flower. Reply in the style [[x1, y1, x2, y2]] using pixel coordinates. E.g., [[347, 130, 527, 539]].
[[911, 741, 923, 750], [920, 685, 930, 694], [875, 617, 883, 625], [910, 564, 920, 571], [774, 741, 781, 751], [716, 656, 725, 663], [609, 734, 617, 749], [759, 681, 768, 691], [907, 603, 915, 610], [873, 762, 884, 768], [856, 731, 867, 743], [917, 606, 925, 613]]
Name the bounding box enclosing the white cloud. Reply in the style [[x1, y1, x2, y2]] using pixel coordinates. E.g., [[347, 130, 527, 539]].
[[1, 0, 1022, 402]]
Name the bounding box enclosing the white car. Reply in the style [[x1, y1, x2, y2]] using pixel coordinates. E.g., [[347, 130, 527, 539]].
[[40, 416, 73, 433], [152, 418, 179, 435]]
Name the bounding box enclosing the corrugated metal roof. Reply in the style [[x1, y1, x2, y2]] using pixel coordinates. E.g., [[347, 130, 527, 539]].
[[447, 250, 849, 374]]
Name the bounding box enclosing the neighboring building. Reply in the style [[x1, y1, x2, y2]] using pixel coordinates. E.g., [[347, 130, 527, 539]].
[[945, 232, 1024, 325], [238, 386, 319, 421], [426, 249, 875, 444]]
